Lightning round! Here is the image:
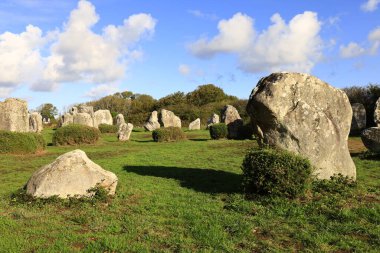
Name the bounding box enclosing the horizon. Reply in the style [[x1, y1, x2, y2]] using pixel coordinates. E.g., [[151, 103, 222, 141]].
[[0, 0, 379, 112]]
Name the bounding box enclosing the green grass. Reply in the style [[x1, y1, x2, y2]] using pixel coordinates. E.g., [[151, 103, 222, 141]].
[[0, 129, 379, 252]]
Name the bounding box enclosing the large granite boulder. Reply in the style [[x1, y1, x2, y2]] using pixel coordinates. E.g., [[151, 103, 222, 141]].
[[60, 113, 74, 127], [93, 110, 113, 128], [26, 149, 118, 198], [118, 123, 133, 141], [29, 112, 43, 133], [189, 118, 201, 130], [144, 111, 160, 131], [350, 103, 366, 134], [361, 127, 380, 153], [207, 113, 220, 129], [0, 98, 29, 132], [116, 114, 125, 126], [375, 98, 380, 127], [221, 105, 243, 139], [73, 113, 94, 127], [246, 72, 356, 180], [160, 109, 181, 128]]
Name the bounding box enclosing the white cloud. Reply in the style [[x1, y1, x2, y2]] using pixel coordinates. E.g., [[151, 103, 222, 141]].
[[188, 10, 218, 21], [85, 84, 119, 99], [361, 0, 380, 12], [0, 87, 13, 98], [189, 12, 323, 73], [340, 42, 366, 58], [0, 0, 156, 95], [178, 64, 191, 76], [368, 27, 380, 53]]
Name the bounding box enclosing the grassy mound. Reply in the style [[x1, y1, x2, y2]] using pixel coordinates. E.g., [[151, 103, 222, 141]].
[[52, 124, 100, 146], [152, 127, 186, 142], [98, 124, 118, 134], [0, 131, 46, 154]]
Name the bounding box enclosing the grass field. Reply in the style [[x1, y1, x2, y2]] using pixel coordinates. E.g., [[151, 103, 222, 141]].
[[0, 129, 379, 252]]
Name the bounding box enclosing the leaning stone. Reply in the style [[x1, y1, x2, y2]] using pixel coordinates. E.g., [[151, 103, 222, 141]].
[[26, 149, 118, 198], [29, 112, 43, 133], [221, 105, 243, 139], [247, 72, 356, 180], [0, 98, 29, 132], [160, 109, 181, 128], [93, 110, 113, 128], [361, 127, 380, 153], [374, 98, 380, 127], [350, 103, 366, 134], [144, 111, 161, 131], [189, 118, 201, 130], [118, 123, 133, 141]]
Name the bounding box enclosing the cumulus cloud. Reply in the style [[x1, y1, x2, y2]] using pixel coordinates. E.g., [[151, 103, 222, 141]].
[[340, 42, 366, 58], [339, 27, 380, 58], [178, 64, 191, 76], [189, 11, 323, 73], [0, 0, 156, 95], [85, 84, 119, 99], [361, 0, 380, 12]]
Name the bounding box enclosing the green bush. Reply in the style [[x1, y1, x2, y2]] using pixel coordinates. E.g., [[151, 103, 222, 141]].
[[209, 123, 228, 139], [0, 131, 46, 154], [53, 124, 100, 146], [241, 148, 312, 198], [236, 123, 254, 140], [98, 124, 118, 134], [152, 127, 186, 142]]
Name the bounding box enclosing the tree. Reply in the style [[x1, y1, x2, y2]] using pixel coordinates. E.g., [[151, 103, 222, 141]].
[[186, 84, 231, 106], [37, 103, 58, 121]]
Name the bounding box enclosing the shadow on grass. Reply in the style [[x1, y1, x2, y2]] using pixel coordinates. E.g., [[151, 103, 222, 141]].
[[124, 165, 242, 194]]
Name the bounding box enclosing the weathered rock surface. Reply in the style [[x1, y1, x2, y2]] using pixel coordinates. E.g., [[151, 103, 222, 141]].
[[26, 149, 118, 198], [207, 113, 220, 129], [361, 127, 380, 153], [221, 105, 243, 139], [375, 98, 380, 127], [350, 103, 366, 134], [118, 123, 133, 141], [78, 105, 94, 116], [0, 98, 29, 132], [246, 72, 356, 180], [144, 111, 160, 131], [116, 114, 125, 126], [189, 118, 201, 130], [60, 113, 74, 127], [160, 109, 181, 128], [73, 113, 94, 127], [29, 112, 43, 133], [93, 110, 113, 128]]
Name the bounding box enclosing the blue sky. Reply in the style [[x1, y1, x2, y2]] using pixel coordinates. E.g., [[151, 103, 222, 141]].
[[0, 0, 379, 112]]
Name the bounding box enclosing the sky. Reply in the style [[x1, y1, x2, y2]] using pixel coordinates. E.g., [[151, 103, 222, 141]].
[[0, 0, 379, 112]]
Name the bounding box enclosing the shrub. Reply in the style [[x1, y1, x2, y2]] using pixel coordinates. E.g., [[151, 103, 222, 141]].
[[236, 123, 254, 140], [152, 127, 186, 142], [209, 123, 228, 139], [241, 148, 312, 198], [0, 131, 46, 154], [52, 124, 100, 146], [98, 124, 118, 134]]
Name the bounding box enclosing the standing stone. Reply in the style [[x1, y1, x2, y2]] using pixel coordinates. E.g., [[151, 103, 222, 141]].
[[118, 123, 133, 141], [93, 110, 113, 128], [29, 112, 43, 133], [350, 103, 366, 134], [221, 105, 243, 139], [61, 113, 74, 127], [71, 107, 78, 114], [374, 98, 380, 127], [116, 114, 125, 126], [144, 111, 160, 131], [189, 118, 201, 130], [78, 105, 94, 116], [26, 149, 118, 198], [207, 113, 220, 129], [160, 109, 181, 128], [246, 72, 356, 180], [0, 98, 29, 132], [73, 113, 94, 127], [361, 127, 380, 153]]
